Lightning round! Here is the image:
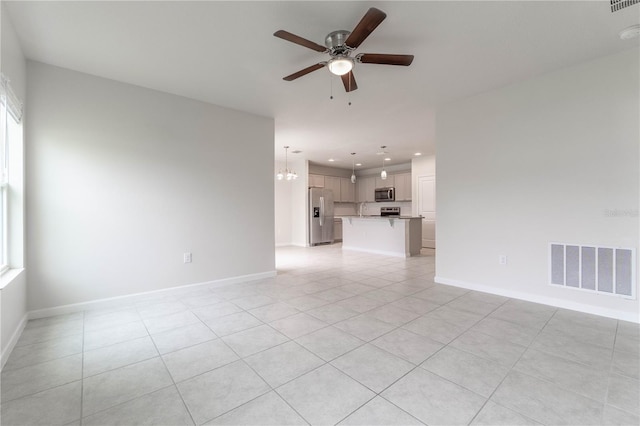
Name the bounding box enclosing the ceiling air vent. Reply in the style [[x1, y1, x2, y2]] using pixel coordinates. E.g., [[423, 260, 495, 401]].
[[611, 0, 639, 12]]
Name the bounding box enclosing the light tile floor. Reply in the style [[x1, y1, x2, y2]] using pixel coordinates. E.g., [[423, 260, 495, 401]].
[[1, 245, 639, 425]]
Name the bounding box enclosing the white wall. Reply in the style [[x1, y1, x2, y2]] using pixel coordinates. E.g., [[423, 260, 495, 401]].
[[1, 4, 28, 366], [436, 49, 639, 321], [26, 62, 275, 311]]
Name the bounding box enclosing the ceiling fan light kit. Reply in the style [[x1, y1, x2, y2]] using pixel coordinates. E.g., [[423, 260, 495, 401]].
[[274, 8, 414, 93], [328, 57, 354, 76]]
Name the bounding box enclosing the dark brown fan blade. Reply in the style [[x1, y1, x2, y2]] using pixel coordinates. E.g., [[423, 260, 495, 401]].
[[341, 71, 358, 92], [357, 53, 414, 66], [344, 8, 387, 49], [274, 30, 328, 53], [283, 63, 326, 81]]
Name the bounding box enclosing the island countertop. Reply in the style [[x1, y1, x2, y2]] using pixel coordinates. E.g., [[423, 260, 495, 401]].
[[338, 215, 422, 220]]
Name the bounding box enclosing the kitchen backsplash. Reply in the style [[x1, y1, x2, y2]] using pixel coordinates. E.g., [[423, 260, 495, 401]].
[[335, 204, 357, 216]]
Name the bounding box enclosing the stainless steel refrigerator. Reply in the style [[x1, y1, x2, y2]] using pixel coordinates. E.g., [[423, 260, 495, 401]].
[[309, 188, 334, 246]]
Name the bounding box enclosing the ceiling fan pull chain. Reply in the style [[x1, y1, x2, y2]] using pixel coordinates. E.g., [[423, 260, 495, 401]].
[[329, 73, 334, 100]]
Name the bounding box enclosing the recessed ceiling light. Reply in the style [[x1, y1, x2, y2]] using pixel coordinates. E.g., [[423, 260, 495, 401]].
[[328, 158, 335, 162], [619, 24, 640, 40], [384, 157, 391, 161], [414, 152, 422, 156], [355, 163, 362, 166]]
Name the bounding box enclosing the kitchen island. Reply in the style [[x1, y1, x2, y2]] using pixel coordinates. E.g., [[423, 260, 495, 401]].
[[340, 216, 422, 257]]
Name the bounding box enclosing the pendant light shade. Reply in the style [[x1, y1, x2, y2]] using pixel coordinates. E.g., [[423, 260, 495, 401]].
[[276, 146, 297, 181]]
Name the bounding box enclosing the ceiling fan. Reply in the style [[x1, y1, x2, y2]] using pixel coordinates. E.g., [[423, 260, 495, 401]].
[[274, 7, 414, 92]]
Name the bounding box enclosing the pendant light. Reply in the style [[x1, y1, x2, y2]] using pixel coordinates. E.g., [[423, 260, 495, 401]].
[[350, 153, 357, 184], [379, 146, 388, 180], [276, 146, 297, 181]]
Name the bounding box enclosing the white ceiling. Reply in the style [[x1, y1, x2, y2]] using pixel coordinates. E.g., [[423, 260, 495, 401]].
[[5, 1, 639, 169]]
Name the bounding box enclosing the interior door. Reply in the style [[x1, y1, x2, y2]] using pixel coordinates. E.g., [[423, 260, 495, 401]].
[[418, 175, 436, 248]]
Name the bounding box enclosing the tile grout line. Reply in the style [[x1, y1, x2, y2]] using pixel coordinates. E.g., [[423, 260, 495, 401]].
[[78, 299, 195, 421], [197, 316, 313, 425], [465, 304, 560, 425], [357, 292, 507, 425], [601, 320, 619, 423], [78, 343, 179, 421], [136, 305, 198, 426]]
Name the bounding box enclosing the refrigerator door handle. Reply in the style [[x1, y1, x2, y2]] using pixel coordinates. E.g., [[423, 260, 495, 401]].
[[320, 197, 324, 226]]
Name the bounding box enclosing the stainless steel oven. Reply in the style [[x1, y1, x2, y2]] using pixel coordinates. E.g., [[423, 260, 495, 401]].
[[375, 187, 395, 202]]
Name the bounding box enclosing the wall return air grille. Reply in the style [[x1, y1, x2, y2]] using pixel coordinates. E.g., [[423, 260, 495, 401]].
[[550, 243, 635, 298], [610, 0, 639, 12]]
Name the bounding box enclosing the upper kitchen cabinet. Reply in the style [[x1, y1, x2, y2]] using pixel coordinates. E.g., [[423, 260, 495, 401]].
[[357, 176, 375, 202], [340, 178, 356, 202], [309, 174, 325, 188], [324, 176, 341, 201], [375, 175, 395, 189], [394, 172, 412, 201]]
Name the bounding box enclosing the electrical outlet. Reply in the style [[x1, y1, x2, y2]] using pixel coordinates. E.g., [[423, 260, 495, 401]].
[[498, 255, 508, 265], [183, 252, 192, 264]]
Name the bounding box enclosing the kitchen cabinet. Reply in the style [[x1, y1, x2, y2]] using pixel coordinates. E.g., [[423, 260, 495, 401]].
[[375, 174, 394, 189], [340, 178, 356, 202], [309, 174, 325, 188], [394, 172, 412, 201], [324, 176, 341, 201], [356, 176, 375, 202]]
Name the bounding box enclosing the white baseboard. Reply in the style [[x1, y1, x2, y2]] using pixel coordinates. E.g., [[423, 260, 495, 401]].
[[28, 270, 277, 320], [434, 276, 640, 323], [1, 314, 28, 369]]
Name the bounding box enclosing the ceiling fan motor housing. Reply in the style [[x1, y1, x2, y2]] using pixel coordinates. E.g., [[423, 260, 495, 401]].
[[325, 30, 352, 52]]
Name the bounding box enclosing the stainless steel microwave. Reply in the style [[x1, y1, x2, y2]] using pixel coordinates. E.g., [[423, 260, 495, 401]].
[[375, 187, 395, 202]]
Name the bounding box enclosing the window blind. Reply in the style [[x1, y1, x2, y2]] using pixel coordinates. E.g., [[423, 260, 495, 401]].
[[0, 73, 23, 123]]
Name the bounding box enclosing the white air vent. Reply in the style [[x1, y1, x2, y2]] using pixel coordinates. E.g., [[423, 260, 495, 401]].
[[611, 0, 639, 12], [550, 243, 635, 298]]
